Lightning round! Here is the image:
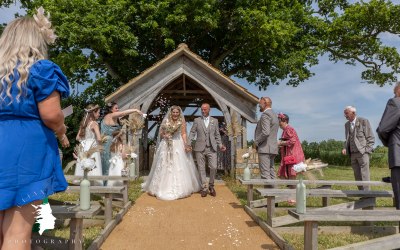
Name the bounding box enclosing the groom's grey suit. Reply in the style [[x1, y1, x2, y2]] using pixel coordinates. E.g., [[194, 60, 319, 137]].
[[189, 116, 222, 191]]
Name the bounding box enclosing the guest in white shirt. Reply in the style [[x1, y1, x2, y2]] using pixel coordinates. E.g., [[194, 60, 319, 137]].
[[342, 106, 375, 190]]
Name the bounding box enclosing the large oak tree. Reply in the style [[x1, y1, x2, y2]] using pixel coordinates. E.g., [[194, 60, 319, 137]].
[[2, 0, 400, 99]]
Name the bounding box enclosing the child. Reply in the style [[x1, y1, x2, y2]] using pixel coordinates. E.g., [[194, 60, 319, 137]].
[[75, 104, 103, 185], [108, 130, 126, 186]]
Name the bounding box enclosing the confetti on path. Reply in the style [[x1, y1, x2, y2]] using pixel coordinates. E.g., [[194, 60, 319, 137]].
[[101, 185, 279, 250]]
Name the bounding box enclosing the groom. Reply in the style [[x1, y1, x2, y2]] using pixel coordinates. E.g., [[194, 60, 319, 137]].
[[189, 103, 226, 197]]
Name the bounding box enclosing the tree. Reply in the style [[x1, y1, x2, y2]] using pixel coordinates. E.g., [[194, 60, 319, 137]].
[[2, 0, 400, 99]]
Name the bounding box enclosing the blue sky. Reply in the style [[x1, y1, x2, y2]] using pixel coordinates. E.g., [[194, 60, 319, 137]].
[[1, 3, 399, 145]]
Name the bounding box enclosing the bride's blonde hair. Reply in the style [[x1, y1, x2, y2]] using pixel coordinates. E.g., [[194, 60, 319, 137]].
[[0, 9, 54, 104]]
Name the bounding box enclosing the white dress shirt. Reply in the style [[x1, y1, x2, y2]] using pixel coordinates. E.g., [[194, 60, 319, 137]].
[[203, 116, 210, 128]]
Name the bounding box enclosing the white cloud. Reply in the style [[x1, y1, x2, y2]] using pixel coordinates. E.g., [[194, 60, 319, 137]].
[[236, 54, 398, 145]]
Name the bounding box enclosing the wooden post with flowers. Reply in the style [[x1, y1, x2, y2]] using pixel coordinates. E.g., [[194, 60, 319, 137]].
[[226, 112, 245, 178], [120, 112, 147, 177]]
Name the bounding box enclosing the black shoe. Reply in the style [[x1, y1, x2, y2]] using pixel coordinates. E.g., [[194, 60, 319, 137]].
[[209, 186, 216, 197], [200, 190, 208, 197], [382, 176, 391, 183]]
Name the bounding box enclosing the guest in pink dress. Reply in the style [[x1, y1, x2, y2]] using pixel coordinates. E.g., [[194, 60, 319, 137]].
[[277, 113, 305, 183]]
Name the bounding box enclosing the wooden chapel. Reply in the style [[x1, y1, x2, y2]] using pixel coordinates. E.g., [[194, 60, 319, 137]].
[[105, 43, 259, 175]]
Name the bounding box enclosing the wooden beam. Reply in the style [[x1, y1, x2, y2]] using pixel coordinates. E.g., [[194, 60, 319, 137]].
[[183, 74, 186, 96], [162, 90, 207, 94]]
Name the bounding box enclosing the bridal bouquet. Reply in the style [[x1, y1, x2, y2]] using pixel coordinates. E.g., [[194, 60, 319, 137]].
[[161, 119, 182, 142]]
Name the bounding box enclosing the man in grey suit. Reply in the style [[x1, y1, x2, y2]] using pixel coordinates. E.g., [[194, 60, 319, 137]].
[[377, 81, 400, 210], [189, 103, 226, 197], [254, 97, 279, 182], [342, 106, 375, 190]]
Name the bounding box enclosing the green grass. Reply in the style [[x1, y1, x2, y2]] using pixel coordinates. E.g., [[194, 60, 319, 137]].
[[223, 165, 395, 250], [282, 232, 387, 250], [45, 178, 145, 249]]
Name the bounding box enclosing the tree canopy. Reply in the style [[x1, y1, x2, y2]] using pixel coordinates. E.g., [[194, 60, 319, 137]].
[[2, 0, 400, 100]]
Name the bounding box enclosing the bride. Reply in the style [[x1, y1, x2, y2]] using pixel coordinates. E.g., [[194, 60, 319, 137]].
[[142, 105, 201, 200]]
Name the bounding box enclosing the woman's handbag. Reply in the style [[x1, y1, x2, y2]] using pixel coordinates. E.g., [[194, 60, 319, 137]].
[[283, 155, 296, 165], [283, 146, 296, 165]]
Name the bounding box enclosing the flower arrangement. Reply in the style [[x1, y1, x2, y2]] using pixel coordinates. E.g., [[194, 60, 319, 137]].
[[75, 142, 103, 172], [120, 113, 146, 135], [293, 159, 319, 181], [63, 141, 104, 176], [293, 162, 307, 173], [241, 146, 253, 166]]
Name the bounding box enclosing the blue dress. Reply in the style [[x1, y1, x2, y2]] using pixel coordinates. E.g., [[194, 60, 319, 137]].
[[0, 60, 70, 210], [100, 121, 121, 176]]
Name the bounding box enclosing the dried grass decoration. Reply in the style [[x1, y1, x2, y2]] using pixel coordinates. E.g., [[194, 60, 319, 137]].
[[65, 141, 104, 175], [226, 112, 245, 139], [120, 113, 146, 135]]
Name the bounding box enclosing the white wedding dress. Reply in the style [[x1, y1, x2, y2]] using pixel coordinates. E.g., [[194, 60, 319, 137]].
[[142, 128, 201, 200], [74, 121, 103, 185]]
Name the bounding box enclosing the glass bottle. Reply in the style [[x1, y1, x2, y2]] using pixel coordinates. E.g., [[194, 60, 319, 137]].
[[296, 174, 306, 213], [80, 170, 91, 210]]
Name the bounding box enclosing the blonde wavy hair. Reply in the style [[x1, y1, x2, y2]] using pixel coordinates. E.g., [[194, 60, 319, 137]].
[[78, 104, 100, 139], [0, 16, 50, 104]]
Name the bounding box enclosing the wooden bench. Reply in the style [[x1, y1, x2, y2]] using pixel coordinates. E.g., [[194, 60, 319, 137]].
[[288, 209, 400, 250], [239, 178, 391, 207], [256, 188, 393, 226], [32, 204, 101, 250], [65, 186, 127, 225], [65, 175, 135, 187], [329, 233, 400, 250]]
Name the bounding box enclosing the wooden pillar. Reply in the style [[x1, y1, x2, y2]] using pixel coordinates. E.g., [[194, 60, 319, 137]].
[[215, 100, 234, 177], [304, 221, 318, 250], [234, 111, 243, 149], [139, 98, 155, 174], [69, 218, 83, 250], [142, 119, 149, 171], [242, 119, 247, 149]]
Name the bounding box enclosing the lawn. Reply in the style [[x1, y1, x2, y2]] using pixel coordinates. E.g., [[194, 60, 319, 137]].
[[45, 166, 393, 250], [43, 178, 144, 249], [223, 165, 395, 250]]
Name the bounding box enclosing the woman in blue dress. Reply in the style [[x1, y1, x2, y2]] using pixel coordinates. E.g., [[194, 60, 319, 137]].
[[101, 102, 142, 176], [0, 8, 70, 248]]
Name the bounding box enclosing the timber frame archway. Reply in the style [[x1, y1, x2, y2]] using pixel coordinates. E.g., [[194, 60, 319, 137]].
[[105, 44, 259, 175]]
